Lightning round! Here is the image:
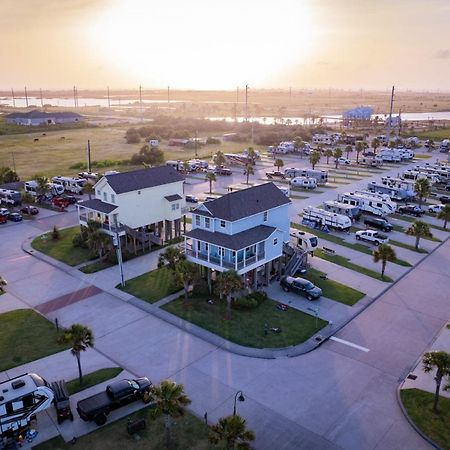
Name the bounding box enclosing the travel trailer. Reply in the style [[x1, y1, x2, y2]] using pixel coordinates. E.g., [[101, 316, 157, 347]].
[[378, 148, 402, 162], [312, 134, 334, 145], [289, 177, 317, 189], [284, 168, 328, 184], [0, 189, 21, 206], [338, 192, 396, 217], [367, 181, 415, 201], [323, 200, 361, 220], [381, 176, 416, 194], [51, 176, 86, 194], [402, 170, 440, 184], [293, 230, 319, 252], [358, 156, 383, 167], [302, 206, 352, 230], [24, 180, 64, 197]]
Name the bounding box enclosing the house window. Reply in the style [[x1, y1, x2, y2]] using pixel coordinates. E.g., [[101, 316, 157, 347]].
[[103, 192, 107, 201], [263, 211, 268, 222], [219, 247, 225, 256], [97, 190, 100, 196], [205, 217, 210, 228], [220, 220, 226, 228], [273, 238, 278, 245], [195, 215, 200, 226], [171, 203, 179, 211], [111, 194, 115, 204]]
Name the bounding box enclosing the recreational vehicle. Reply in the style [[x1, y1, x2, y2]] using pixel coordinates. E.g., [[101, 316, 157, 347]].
[[358, 156, 383, 167], [312, 134, 334, 145], [402, 170, 440, 184], [323, 200, 361, 220], [166, 160, 185, 171], [293, 230, 319, 252], [290, 177, 317, 189], [24, 180, 64, 197], [302, 206, 352, 230], [338, 192, 396, 217], [367, 181, 414, 201], [284, 168, 328, 184], [378, 149, 402, 162], [51, 176, 86, 194], [0, 189, 21, 206]]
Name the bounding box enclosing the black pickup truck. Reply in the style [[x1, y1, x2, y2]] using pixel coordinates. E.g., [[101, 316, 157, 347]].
[[77, 377, 152, 426]]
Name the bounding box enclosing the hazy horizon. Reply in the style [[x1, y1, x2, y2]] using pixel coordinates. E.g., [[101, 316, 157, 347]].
[[1, 0, 450, 91]]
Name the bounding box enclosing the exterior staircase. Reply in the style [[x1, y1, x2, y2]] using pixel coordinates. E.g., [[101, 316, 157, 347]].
[[283, 244, 308, 276]]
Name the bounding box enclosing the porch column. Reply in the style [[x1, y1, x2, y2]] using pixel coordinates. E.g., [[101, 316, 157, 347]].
[[184, 236, 187, 255], [220, 249, 223, 268], [207, 268, 212, 294], [244, 248, 247, 267], [253, 268, 258, 290], [234, 252, 238, 271]]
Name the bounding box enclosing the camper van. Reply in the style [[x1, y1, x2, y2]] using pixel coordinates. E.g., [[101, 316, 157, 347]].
[[302, 206, 352, 231], [51, 176, 86, 194], [323, 200, 361, 220], [289, 177, 317, 189], [24, 180, 64, 197], [0, 373, 54, 439], [338, 192, 396, 217], [0, 189, 21, 206], [284, 168, 328, 184]]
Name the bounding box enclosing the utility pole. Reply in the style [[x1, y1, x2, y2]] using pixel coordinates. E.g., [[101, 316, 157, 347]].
[[11, 152, 16, 173], [11, 88, 15, 107], [289, 86, 292, 101], [139, 85, 143, 122], [73, 86, 78, 108], [24, 86, 28, 107], [167, 85, 170, 105], [87, 140, 91, 173], [39, 88, 43, 107], [113, 215, 125, 288], [236, 86, 239, 103], [107, 86, 111, 108], [245, 84, 249, 122], [194, 130, 198, 158], [386, 85, 395, 144]]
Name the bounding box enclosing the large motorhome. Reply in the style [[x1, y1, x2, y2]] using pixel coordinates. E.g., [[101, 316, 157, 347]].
[[415, 165, 450, 182], [0, 189, 21, 206], [367, 181, 415, 201], [51, 176, 86, 194], [0, 373, 54, 439], [378, 148, 401, 162], [323, 200, 361, 220], [302, 206, 352, 230], [284, 168, 328, 184], [24, 180, 64, 197], [338, 192, 396, 217], [312, 134, 334, 145], [402, 170, 440, 184]]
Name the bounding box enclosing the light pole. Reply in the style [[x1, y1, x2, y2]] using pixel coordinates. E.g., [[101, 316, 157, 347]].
[[233, 390, 245, 416]]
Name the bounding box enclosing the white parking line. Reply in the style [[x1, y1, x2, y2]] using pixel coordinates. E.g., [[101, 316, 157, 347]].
[[329, 336, 370, 352]]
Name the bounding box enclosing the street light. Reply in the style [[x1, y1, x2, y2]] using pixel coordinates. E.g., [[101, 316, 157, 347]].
[[233, 390, 245, 416]]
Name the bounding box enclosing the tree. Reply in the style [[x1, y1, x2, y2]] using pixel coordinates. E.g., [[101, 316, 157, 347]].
[[175, 260, 198, 304], [125, 127, 141, 144], [20, 190, 35, 205], [182, 161, 190, 174], [151, 380, 191, 449], [82, 183, 94, 200], [34, 174, 50, 197], [215, 270, 243, 320], [86, 228, 112, 261], [131, 145, 164, 166], [274, 158, 284, 171], [371, 137, 380, 154], [324, 149, 333, 164], [158, 246, 185, 271], [244, 164, 254, 185], [333, 147, 343, 169], [437, 204, 450, 229], [355, 141, 364, 163], [213, 150, 226, 167], [422, 351, 450, 412], [246, 147, 258, 164], [309, 151, 321, 170], [206, 172, 217, 194], [0, 275, 7, 294], [57, 324, 94, 385], [209, 414, 255, 450], [406, 220, 433, 249], [0, 167, 19, 185], [373, 244, 396, 278], [345, 145, 353, 159], [414, 178, 431, 207]]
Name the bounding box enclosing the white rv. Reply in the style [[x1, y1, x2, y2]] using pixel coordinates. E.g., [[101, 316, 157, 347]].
[[0, 189, 21, 206], [359, 156, 383, 167], [51, 176, 86, 194], [338, 192, 396, 217], [367, 181, 414, 201], [378, 148, 402, 162], [24, 180, 64, 197], [289, 177, 317, 189], [302, 206, 352, 230], [312, 134, 334, 145], [284, 168, 328, 184], [323, 200, 361, 220], [402, 170, 440, 184], [381, 176, 416, 194], [293, 230, 319, 252], [0, 373, 54, 438]]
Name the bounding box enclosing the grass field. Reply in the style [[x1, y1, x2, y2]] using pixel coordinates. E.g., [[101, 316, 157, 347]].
[[118, 266, 182, 303], [163, 294, 327, 348], [66, 368, 123, 395], [400, 388, 450, 450], [301, 268, 365, 306], [389, 239, 428, 253], [408, 128, 450, 140], [0, 309, 69, 371]]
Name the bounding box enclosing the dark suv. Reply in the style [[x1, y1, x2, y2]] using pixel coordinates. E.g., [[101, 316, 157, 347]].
[[280, 276, 322, 300], [363, 217, 393, 232], [397, 204, 424, 217]]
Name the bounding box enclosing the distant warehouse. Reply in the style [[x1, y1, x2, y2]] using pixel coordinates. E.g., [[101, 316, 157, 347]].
[[5, 110, 84, 126]]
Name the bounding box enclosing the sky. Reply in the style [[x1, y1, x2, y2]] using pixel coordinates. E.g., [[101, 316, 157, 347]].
[[1, 0, 450, 91]]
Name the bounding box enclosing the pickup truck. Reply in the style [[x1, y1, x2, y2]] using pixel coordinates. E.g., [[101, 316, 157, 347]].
[[266, 171, 285, 179], [77, 377, 152, 426], [355, 229, 389, 246], [52, 197, 70, 209]]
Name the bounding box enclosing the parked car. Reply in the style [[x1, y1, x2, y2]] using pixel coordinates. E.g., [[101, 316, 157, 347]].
[[428, 204, 445, 214], [52, 197, 70, 209], [0, 208, 9, 217], [280, 276, 322, 300], [185, 195, 199, 203], [363, 217, 393, 232], [355, 229, 389, 246], [266, 171, 286, 179], [61, 194, 78, 204], [0, 215, 7, 224], [8, 212, 23, 222], [20, 205, 39, 215], [215, 167, 232, 176], [77, 377, 152, 426], [439, 195, 450, 204], [337, 157, 351, 165], [397, 204, 424, 217]]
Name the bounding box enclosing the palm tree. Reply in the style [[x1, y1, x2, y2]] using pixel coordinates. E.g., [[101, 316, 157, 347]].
[[246, 147, 258, 164], [333, 147, 343, 169], [151, 380, 191, 449], [355, 141, 364, 163], [406, 220, 433, 249], [422, 351, 450, 412], [324, 149, 333, 164], [216, 270, 243, 320], [213, 150, 227, 167], [437, 204, 450, 229], [82, 183, 94, 200], [209, 414, 255, 450], [309, 151, 321, 170], [175, 259, 198, 304], [205, 172, 217, 194], [158, 246, 185, 271], [373, 244, 396, 278], [57, 324, 94, 385], [414, 178, 431, 207], [183, 161, 190, 174], [86, 228, 112, 261], [345, 145, 353, 159], [244, 164, 254, 185], [371, 137, 380, 154], [34, 174, 50, 197], [274, 158, 284, 171]]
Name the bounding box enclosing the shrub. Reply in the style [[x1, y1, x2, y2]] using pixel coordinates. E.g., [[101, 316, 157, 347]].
[[72, 232, 88, 248], [233, 296, 258, 310], [51, 225, 60, 241], [249, 291, 268, 305]]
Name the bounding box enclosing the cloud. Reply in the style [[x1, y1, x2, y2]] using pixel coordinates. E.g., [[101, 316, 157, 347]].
[[434, 49, 450, 59]]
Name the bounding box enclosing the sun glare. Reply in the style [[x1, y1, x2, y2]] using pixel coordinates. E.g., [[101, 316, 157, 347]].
[[87, 0, 317, 89]]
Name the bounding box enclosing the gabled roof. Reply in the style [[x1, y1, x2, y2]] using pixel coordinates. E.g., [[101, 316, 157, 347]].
[[186, 225, 276, 250], [165, 194, 182, 202], [78, 198, 118, 214], [5, 110, 83, 119], [105, 166, 184, 194], [199, 183, 290, 222]]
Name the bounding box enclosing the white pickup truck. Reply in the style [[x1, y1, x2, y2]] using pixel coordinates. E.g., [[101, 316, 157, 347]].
[[355, 229, 389, 246]]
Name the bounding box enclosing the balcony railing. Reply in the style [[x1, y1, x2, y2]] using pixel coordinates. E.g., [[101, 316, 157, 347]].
[[185, 248, 266, 270]]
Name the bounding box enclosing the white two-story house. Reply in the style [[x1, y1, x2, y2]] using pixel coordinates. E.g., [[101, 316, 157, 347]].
[[77, 166, 185, 247], [184, 183, 291, 286]]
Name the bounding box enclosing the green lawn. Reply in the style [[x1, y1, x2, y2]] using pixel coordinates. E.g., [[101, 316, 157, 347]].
[[300, 268, 365, 306], [163, 294, 327, 348], [34, 410, 215, 450], [314, 249, 393, 282], [31, 226, 92, 266], [118, 266, 182, 303], [0, 309, 69, 371], [400, 388, 450, 450], [389, 239, 428, 253], [66, 368, 123, 396], [391, 214, 447, 234]]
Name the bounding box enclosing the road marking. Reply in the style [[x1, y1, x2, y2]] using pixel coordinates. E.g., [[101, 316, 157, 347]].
[[329, 336, 370, 352]]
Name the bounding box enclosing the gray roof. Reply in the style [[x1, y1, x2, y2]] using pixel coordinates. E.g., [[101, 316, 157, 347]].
[[5, 110, 83, 119], [200, 183, 290, 221], [185, 225, 276, 250], [106, 166, 184, 194], [165, 194, 182, 202], [78, 198, 118, 214]]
